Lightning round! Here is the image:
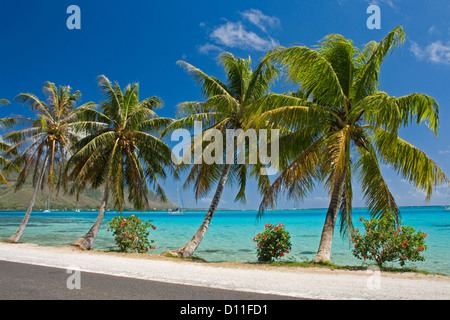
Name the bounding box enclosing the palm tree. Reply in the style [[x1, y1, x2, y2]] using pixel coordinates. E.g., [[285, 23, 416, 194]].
[[68, 75, 174, 250], [2, 82, 94, 243], [162, 52, 279, 257], [253, 26, 449, 263]]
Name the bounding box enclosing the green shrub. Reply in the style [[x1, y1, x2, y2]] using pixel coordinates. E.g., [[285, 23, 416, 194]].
[[107, 215, 156, 253], [351, 214, 428, 267], [254, 223, 292, 262]]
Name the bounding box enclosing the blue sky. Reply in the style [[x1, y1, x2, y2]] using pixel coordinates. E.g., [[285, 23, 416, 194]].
[[0, 0, 449, 210]]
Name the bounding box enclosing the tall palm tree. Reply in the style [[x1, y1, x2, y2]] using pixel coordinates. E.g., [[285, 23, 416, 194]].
[[253, 26, 449, 263], [2, 82, 94, 243], [68, 75, 174, 250], [162, 52, 279, 257]]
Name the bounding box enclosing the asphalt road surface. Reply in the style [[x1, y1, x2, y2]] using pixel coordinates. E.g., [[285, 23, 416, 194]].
[[0, 260, 302, 300]]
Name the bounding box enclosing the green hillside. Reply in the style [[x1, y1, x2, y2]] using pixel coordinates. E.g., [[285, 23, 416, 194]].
[[0, 177, 176, 212]]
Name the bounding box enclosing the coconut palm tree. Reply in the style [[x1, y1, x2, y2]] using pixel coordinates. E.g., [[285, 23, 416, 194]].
[[68, 75, 174, 250], [2, 82, 94, 243], [253, 26, 449, 263], [161, 52, 279, 257]]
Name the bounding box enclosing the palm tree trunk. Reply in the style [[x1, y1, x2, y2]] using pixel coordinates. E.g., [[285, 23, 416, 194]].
[[7, 152, 50, 243], [72, 185, 109, 250], [313, 168, 347, 263], [165, 164, 231, 258]]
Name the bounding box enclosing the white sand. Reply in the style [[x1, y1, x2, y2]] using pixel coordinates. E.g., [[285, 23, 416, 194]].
[[0, 242, 449, 300]]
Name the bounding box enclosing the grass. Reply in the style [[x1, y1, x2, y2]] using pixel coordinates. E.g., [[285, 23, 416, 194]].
[[104, 247, 447, 275], [160, 252, 207, 262], [265, 259, 446, 275]]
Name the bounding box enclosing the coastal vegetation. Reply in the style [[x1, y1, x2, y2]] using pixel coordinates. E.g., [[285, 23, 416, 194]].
[[254, 223, 291, 262], [252, 26, 448, 263], [0, 176, 174, 211], [161, 52, 279, 257], [107, 214, 156, 253], [1, 82, 94, 243], [66, 75, 174, 250], [351, 215, 428, 267], [0, 27, 448, 268]]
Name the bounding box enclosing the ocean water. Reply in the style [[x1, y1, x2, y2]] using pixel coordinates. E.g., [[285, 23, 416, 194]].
[[0, 206, 449, 275]]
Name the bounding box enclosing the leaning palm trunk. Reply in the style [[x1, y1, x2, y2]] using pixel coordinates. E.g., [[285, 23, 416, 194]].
[[7, 152, 50, 243], [72, 186, 109, 250], [313, 168, 347, 263], [166, 164, 231, 258]]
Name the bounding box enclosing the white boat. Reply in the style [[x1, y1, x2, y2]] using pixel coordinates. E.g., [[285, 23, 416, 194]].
[[168, 208, 184, 215], [43, 196, 51, 213], [168, 182, 185, 215]]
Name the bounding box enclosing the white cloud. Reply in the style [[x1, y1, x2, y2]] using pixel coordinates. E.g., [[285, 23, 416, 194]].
[[200, 197, 212, 203], [197, 43, 223, 55], [200, 197, 227, 205], [365, 0, 396, 8], [198, 9, 281, 54], [338, 0, 397, 8], [428, 25, 437, 35], [410, 40, 450, 65], [240, 9, 280, 33], [210, 21, 279, 52]]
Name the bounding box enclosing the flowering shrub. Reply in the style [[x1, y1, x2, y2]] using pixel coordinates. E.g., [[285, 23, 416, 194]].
[[254, 223, 292, 262], [107, 215, 156, 253], [351, 214, 428, 267]]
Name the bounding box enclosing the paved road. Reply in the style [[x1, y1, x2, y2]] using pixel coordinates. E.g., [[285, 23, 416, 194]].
[[0, 260, 302, 300]]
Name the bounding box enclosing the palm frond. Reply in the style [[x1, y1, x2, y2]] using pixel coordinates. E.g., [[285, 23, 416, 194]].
[[355, 140, 400, 222], [267, 45, 345, 106], [352, 26, 405, 102], [316, 34, 356, 98], [374, 128, 449, 200], [248, 93, 332, 132], [353, 91, 439, 136], [321, 126, 351, 190], [14, 93, 53, 120], [258, 137, 322, 216], [177, 60, 232, 98]]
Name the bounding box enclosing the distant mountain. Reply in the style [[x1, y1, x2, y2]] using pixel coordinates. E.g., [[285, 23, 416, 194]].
[[0, 177, 176, 211]]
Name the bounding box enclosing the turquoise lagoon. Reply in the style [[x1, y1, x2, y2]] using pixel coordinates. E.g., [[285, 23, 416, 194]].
[[0, 206, 449, 275]]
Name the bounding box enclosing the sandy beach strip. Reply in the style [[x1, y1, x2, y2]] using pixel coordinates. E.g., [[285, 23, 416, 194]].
[[0, 242, 448, 300]]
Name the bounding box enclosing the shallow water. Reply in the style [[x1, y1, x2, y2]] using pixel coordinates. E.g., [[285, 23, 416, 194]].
[[0, 206, 449, 275]]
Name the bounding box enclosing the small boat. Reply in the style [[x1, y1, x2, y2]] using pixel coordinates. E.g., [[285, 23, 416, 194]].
[[43, 196, 51, 213], [168, 182, 185, 215], [168, 208, 184, 215]]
